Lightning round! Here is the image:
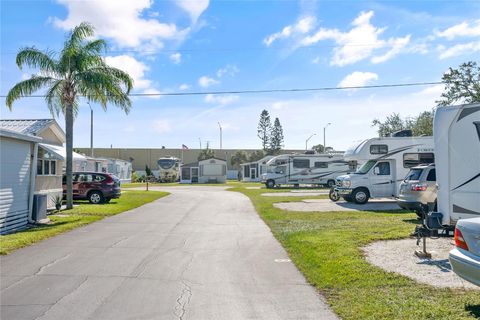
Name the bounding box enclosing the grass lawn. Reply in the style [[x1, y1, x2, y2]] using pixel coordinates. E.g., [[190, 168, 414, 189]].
[[230, 186, 480, 320], [0, 190, 169, 255]]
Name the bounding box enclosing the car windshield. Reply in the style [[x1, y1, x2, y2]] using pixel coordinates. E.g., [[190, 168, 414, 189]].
[[404, 168, 423, 181], [355, 160, 376, 174], [158, 159, 176, 169]]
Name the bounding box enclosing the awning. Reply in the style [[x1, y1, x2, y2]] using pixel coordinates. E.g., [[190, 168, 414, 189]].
[[39, 143, 87, 161]]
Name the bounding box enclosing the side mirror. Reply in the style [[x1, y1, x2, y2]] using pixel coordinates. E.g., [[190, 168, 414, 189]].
[[374, 167, 380, 175]]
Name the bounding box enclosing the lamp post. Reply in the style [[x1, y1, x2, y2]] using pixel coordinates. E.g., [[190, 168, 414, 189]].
[[305, 133, 316, 151], [323, 123, 331, 153], [88, 102, 94, 157], [218, 122, 223, 149]]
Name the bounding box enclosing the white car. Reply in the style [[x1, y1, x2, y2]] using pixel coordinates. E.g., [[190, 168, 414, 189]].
[[448, 217, 480, 287]]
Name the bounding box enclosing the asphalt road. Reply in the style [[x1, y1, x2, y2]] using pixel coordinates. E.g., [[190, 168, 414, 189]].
[[1, 186, 337, 320]]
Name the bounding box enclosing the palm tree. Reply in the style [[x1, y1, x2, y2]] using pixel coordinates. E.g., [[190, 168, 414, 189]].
[[6, 22, 133, 209]]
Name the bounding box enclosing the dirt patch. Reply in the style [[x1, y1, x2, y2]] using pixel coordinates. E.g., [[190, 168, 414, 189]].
[[363, 238, 479, 290], [274, 199, 400, 212]]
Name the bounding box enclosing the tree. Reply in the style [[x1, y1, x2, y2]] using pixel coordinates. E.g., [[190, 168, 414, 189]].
[[198, 142, 215, 161], [6, 22, 133, 209], [372, 113, 406, 137], [372, 110, 434, 137], [311, 144, 324, 153], [230, 150, 248, 170], [411, 110, 434, 136], [437, 61, 480, 106], [248, 150, 266, 162], [269, 117, 284, 154], [145, 165, 152, 177], [257, 109, 271, 150]]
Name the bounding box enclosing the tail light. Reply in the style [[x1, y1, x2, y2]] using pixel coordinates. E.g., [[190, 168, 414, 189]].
[[454, 228, 469, 251], [105, 175, 114, 186], [411, 183, 427, 191]]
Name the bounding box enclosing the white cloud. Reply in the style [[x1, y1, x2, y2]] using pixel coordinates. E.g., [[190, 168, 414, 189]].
[[264, 16, 316, 46], [170, 52, 182, 64], [179, 84, 190, 90], [152, 119, 171, 133], [311, 56, 321, 64], [415, 84, 444, 97], [174, 0, 209, 23], [438, 41, 480, 59], [51, 0, 188, 49], [435, 20, 480, 40], [204, 94, 239, 105], [198, 76, 219, 88], [142, 88, 162, 99], [338, 71, 378, 87], [105, 55, 152, 90], [371, 35, 410, 64], [217, 65, 239, 78]]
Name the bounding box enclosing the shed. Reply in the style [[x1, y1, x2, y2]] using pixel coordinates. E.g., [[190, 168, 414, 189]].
[[180, 158, 227, 184], [240, 156, 274, 182], [0, 129, 41, 234]]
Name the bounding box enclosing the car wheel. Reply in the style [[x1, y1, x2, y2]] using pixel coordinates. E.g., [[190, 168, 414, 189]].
[[266, 180, 275, 189], [343, 195, 353, 202], [104, 198, 111, 203], [89, 191, 104, 204], [326, 179, 336, 188], [329, 188, 340, 202], [352, 188, 369, 204]]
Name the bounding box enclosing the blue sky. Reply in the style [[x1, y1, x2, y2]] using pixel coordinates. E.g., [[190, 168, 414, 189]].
[[1, 0, 479, 150]]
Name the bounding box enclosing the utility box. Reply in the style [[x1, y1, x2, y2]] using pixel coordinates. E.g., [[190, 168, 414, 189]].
[[32, 194, 48, 222]]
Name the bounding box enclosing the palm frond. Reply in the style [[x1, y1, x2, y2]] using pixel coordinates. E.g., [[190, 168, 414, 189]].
[[16, 47, 58, 75], [84, 39, 107, 54], [6, 76, 57, 109], [67, 22, 95, 47], [44, 79, 66, 116]]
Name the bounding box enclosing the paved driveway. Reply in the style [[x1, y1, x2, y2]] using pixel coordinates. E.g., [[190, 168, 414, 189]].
[[1, 186, 337, 320]]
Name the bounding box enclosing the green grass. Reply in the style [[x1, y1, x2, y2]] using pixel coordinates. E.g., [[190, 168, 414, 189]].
[[0, 190, 169, 255], [230, 186, 480, 320]]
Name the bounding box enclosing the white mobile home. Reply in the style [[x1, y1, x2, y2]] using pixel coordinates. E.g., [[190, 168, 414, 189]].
[[335, 135, 434, 204], [425, 103, 480, 228], [180, 158, 227, 184], [107, 158, 132, 183], [0, 129, 41, 234], [261, 153, 349, 188], [241, 156, 274, 182]]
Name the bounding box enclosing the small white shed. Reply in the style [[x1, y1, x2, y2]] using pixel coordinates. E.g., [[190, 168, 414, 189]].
[[0, 129, 41, 234], [180, 158, 227, 184]]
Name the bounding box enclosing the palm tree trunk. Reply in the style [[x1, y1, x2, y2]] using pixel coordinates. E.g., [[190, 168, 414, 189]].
[[65, 104, 74, 209]]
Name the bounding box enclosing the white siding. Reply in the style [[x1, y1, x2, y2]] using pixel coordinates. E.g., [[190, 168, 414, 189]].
[[0, 137, 32, 234]]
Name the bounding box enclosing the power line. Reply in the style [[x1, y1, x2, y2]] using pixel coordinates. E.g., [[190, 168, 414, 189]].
[[0, 81, 443, 98]]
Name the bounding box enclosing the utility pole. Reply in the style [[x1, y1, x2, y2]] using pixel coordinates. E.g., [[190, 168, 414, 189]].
[[323, 123, 331, 153], [88, 102, 94, 157], [218, 122, 223, 149], [305, 133, 316, 151], [199, 138, 202, 149]]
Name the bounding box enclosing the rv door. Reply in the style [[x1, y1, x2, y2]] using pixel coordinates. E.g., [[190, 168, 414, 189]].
[[370, 160, 396, 197]]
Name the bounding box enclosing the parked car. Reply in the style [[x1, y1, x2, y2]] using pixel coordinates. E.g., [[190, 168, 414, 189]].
[[396, 163, 436, 218], [449, 217, 480, 287], [63, 172, 121, 204]]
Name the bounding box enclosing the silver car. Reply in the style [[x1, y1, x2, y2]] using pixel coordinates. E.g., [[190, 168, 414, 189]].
[[396, 164, 436, 218]]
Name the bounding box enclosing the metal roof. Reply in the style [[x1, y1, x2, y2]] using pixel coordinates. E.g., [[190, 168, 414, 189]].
[[0, 119, 56, 136]]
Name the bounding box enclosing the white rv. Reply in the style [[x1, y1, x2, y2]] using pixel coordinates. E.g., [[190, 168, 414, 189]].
[[106, 158, 132, 183], [261, 153, 349, 188], [335, 135, 434, 204], [241, 156, 274, 182], [157, 156, 180, 182], [425, 103, 480, 229]]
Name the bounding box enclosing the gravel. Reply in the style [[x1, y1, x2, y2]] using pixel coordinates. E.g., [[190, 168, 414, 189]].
[[363, 238, 479, 290]]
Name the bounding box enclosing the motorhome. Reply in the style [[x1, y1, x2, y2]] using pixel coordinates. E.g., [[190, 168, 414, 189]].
[[424, 103, 480, 229], [261, 152, 348, 188], [335, 134, 434, 204], [157, 156, 180, 182], [241, 156, 274, 182]]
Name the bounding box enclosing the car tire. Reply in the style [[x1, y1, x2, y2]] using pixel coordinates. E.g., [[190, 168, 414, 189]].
[[329, 188, 340, 202], [326, 179, 336, 188], [352, 188, 369, 204], [266, 180, 275, 189], [343, 195, 353, 202], [88, 191, 104, 204], [104, 198, 111, 203]]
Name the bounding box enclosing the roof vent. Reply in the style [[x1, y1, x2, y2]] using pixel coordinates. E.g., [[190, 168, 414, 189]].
[[304, 150, 315, 154], [391, 129, 412, 137]]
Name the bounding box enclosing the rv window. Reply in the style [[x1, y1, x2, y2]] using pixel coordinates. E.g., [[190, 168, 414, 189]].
[[375, 162, 390, 175], [314, 162, 328, 168], [403, 153, 435, 168], [475, 122, 480, 141], [370, 144, 388, 154], [426, 169, 436, 181], [293, 159, 310, 168], [348, 160, 358, 171]]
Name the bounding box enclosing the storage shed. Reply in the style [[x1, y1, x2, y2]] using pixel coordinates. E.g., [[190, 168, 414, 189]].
[[0, 129, 41, 234], [180, 158, 227, 184]]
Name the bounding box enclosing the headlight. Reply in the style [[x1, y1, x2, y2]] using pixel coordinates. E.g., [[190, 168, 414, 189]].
[[343, 180, 351, 188]]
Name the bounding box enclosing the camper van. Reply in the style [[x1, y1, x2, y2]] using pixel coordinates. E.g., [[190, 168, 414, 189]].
[[425, 103, 480, 229], [335, 135, 434, 204], [261, 153, 349, 188], [157, 156, 180, 182]]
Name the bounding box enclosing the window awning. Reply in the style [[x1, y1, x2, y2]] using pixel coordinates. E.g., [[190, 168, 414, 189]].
[[39, 143, 87, 161]]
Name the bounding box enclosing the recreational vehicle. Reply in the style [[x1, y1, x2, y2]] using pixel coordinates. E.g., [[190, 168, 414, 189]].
[[261, 153, 349, 188], [106, 158, 132, 183], [334, 135, 434, 204], [424, 103, 480, 229], [157, 156, 180, 182], [241, 156, 274, 182]]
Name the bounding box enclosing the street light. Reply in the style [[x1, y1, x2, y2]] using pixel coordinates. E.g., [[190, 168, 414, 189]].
[[218, 122, 223, 149], [323, 123, 331, 153], [87, 102, 94, 157], [305, 133, 316, 151]]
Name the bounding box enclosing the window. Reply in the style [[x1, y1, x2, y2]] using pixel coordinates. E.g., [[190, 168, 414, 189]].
[[403, 153, 435, 168], [244, 165, 250, 178], [93, 174, 106, 182], [77, 174, 93, 182], [314, 162, 328, 168], [404, 168, 423, 181], [348, 160, 358, 171], [375, 162, 390, 175], [426, 169, 436, 181], [293, 159, 310, 168], [370, 144, 388, 154], [37, 159, 56, 176]]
